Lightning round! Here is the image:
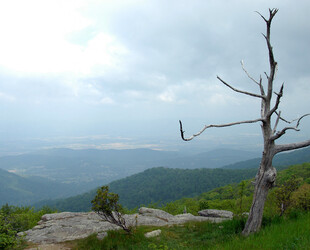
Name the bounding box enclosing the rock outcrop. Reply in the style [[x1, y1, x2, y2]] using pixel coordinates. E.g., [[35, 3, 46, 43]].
[[144, 229, 161, 238], [198, 209, 234, 219], [19, 207, 231, 244]]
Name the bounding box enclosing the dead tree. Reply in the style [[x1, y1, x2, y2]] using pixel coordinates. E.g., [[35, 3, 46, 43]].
[[179, 8, 310, 236]]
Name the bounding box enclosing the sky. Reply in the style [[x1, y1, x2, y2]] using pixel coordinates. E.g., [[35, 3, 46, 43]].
[[0, 0, 309, 155]]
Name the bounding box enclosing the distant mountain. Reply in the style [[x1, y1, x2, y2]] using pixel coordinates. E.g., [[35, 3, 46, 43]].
[[223, 147, 310, 169], [33, 167, 258, 211], [161, 148, 259, 169], [0, 148, 258, 192], [0, 148, 178, 190], [31, 147, 310, 212], [2, 147, 308, 207], [0, 168, 86, 206]]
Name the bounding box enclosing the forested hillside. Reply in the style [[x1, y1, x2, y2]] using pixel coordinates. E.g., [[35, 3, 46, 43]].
[[3, 163, 309, 250], [161, 162, 310, 216], [0, 168, 82, 206], [34, 160, 310, 212], [111, 167, 259, 208], [32, 167, 259, 211]]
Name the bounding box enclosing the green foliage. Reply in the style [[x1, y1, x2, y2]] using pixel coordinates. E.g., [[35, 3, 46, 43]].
[[213, 212, 310, 250], [274, 175, 301, 216], [291, 183, 310, 211], [0, 204, 56, 249], [74, 218, 247, 249], [35, 162, 309, 213], [110, 167, 258, 209], [198, 199, 209, 210], [276, 162, 310, 185], [237, 180, 247, 214], [92, 186, 120, 215], [0, 204, 55, 232], [74, 212, 310, 249], [159, 163, 310, 217], [36, 167, 258, 212], [91, 186, 132, 233], [0, 213, 21, 249]]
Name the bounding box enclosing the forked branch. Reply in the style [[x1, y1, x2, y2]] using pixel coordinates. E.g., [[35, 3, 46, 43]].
[[241, 60, 260, 86], [241, 61, 265, 96], [179, 118, 263, 141], [268, 83, 284, 117], [272, 111, 281, 134], [271, 113, 310, 141]]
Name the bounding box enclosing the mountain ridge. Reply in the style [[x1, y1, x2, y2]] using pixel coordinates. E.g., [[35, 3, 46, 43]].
[[1, 147, 309, 207]]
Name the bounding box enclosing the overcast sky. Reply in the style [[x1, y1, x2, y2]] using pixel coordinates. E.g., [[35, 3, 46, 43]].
[[0, 0, 309, 154]]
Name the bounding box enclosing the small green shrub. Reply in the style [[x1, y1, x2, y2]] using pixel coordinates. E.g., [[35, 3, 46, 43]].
[[198, 199, 209, 210], [291, 183, 310, 211], [0, 204, 56, 249], [274, 175, 301, 216], [0, 212, 23, 249], [92, 186, 132, 233]]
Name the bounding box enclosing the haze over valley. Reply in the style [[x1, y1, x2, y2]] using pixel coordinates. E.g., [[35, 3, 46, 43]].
[[0, 147, 309, 207]]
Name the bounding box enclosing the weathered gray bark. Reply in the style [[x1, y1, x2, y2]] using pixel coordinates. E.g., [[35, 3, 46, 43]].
[[179, 8, 310, 236]]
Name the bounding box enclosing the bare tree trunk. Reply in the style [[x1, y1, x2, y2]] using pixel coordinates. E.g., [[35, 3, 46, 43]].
[[179, 8, 310, 236], [242, 141, 276, 235]]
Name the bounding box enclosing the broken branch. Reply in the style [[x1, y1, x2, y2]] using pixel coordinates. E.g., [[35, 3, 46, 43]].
[[179, 118, 263, 141]]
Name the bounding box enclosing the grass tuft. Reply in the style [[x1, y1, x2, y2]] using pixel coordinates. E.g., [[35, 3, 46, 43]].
[[73, 212, 310, 250]]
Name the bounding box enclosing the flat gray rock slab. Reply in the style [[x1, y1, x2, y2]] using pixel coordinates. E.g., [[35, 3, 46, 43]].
[[198, 209, 234, 219], [19, 207, 230, 244]]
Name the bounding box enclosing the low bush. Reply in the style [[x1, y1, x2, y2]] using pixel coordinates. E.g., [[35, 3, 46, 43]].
[[0, 204, 56, 249]]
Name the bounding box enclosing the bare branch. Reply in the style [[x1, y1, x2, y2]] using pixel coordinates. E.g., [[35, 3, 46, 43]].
[[296, 113, 310, 127], [240, 61, 266, 98], [272, 126, 300, 140], [258, 9, 279, 102], [263, 33, 277, 70], [256, 9, 278, 26], [264, 41, 277, 101], [275, 111, 291, 124], [275, 139, 310, 154], [271, 113, 310, 141], [272, 110, 281, 134], [241, 60, 260, 86], [275, 112, 310, 125], [179, 118, 263, 141], [217, 76, 265, 99], [268, 83, 284, 117], [259, 75, 265, 96], [255, 11, 268, 23]]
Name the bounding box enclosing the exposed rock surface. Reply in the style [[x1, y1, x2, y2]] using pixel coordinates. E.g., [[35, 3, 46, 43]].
[[25, 243, 71, 250], [145, 229, 161, 238], [19, 207, 231, 244], [96, 231, 108, 240], [198, 209, 234, 219]]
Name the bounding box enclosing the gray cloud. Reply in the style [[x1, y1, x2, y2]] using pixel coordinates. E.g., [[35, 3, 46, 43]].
[[0, 0, 309, 154]]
